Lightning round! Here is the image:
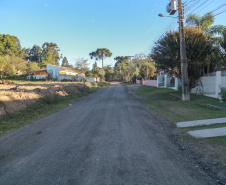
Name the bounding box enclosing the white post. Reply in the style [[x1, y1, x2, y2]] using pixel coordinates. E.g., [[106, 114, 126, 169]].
[[157, 76, 159, 88], [164, 74, 167, 88], [215, 71, 221, 98], [175, 77, 178, 90]]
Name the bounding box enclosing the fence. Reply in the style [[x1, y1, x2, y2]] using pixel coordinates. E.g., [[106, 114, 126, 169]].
[[190, 71, 223, 98], [145, 80, 157, 87], [157, 75, 181, 90], [135, 71, 226, 99], [136, 80, 145, 85]]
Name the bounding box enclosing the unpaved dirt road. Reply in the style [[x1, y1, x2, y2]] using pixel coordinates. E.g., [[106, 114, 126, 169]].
[[0, 84, 216, 185]]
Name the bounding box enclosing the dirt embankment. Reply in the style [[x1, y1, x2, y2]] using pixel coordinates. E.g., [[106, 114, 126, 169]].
[[0, 81, 92, 117]]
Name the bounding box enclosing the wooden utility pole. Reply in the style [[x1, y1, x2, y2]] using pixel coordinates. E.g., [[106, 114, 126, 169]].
[[178, 0, 190, 101]]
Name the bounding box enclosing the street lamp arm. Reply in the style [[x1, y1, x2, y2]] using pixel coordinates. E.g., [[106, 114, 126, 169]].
[[158, 13, 177, 18]]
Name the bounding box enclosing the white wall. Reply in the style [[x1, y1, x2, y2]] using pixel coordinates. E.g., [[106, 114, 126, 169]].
[[222, 76, 226, 88], [86, 77, 96, 82], [46, 64, 61, 80], [191, 76, 216, 95], [33, 75, 47, 79]]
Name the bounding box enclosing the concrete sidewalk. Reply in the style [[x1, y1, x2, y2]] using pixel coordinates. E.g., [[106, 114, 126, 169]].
[[188, 127, 226, 138], [177, 117, 226, 128]]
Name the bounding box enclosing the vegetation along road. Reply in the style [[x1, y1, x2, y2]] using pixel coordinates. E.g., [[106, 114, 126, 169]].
[[0, 83, 216, 185]]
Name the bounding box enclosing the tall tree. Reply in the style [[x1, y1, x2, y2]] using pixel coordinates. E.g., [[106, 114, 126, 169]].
[[40, 42, 60, 68], [61, 57, 69, 67], [114, 56, 130, 82], [152, 27, 212, 89], [89, 48, 112, 68], [186, 12, 215, 33], [26, 62, 40, 74], [186, 12, 225, 36], [0, 34, 24, 57], [133, 54, 156, 80], [221, 31, 226, 58], [28, 45, 42, 63], [105, 65, 115, 81], [75, 58, 89, 74]]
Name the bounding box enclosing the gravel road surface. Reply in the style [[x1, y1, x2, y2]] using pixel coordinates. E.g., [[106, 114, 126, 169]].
[[0, 83, 216, 185]]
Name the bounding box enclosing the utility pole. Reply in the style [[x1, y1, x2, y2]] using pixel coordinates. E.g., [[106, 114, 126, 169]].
[[164, 0, 190, 101], [178, 0, 190, 101]]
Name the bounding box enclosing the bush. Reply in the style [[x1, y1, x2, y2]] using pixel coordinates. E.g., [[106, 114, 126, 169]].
[[93, 82, 98, 87], [219, 88, 226, 102]]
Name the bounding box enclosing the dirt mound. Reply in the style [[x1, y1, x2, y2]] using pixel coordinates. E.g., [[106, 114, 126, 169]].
[[0, 82, 90, 117]]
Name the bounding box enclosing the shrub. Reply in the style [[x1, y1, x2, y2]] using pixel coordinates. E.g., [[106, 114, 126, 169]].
[[93, 82, 98, 87], [219, 88, 226, 102]]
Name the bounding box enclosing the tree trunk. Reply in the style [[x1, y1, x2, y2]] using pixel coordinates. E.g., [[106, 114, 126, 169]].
[[102, 59, 104, 68]]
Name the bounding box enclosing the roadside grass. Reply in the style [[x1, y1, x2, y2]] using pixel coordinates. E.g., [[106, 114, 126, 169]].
[[134, 86, 226, 123], [0, 82, 110, 137], [134, 86, 226, 148]]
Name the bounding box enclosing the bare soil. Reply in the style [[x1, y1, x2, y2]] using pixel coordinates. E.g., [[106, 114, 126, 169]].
[[0, 81, 91, 116]]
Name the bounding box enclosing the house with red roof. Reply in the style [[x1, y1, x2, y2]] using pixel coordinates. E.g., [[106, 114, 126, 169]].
[[33, 64, 81, 81]]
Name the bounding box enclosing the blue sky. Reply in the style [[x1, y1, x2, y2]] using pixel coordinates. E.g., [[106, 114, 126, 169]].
[[1, 0, 226, 68]]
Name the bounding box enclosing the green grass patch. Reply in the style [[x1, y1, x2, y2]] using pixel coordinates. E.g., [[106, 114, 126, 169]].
[[0, 82, 110, 137], [134, 86, 226, 148], [134, 86, 226, 123]]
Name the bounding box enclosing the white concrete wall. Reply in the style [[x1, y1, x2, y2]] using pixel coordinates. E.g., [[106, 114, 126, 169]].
[[221, 76, 226, 88], [191, 76, 216, 95], [157, 76, 164, 87], [46, 64, 61, 80], [59, 75, 73, 81], [86, 77, 96, 82], [33, 75, 47, 79]]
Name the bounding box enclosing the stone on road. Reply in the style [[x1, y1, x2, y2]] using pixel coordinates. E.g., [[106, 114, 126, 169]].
[[177, 117, 226, 128], [188, 127, 226, 138], [0, 84, 215, 185]]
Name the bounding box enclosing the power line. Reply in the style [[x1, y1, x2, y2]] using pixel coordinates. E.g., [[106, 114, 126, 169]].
[[210, 3, 226, 13], [213, 9, 226, 17]]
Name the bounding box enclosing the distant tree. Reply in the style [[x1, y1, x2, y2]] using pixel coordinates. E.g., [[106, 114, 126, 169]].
[[75, 58, 89, 74], [132, 54, 156, 80], [114, 56, 130, 82], [92, 61, 99, 74], [105, 65, 115, 81], [27, 45, 42, 63], [26, 62, 40, 74], [89, 48, 112, 68], [40, 42, 60, 68], [85, 70, 93, 77], [11, 57, 27, 75], [98, 68, 106, 80], [61, 57, 70, 67], [0, 34, 23, 56], [114, 56, 130, 67], [0, 56, 9, 78], [93, 73, 98, 78]]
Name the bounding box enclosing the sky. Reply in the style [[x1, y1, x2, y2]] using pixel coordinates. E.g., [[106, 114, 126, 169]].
[[1, 0, 226, 69]]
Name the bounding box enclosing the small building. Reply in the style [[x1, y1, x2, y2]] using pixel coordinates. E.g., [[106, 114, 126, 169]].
[[32, 64, 80, 81]]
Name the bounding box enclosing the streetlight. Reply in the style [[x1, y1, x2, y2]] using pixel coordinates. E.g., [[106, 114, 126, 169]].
[[158, 0, 190, 101], [158, 13, 177, 18]]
